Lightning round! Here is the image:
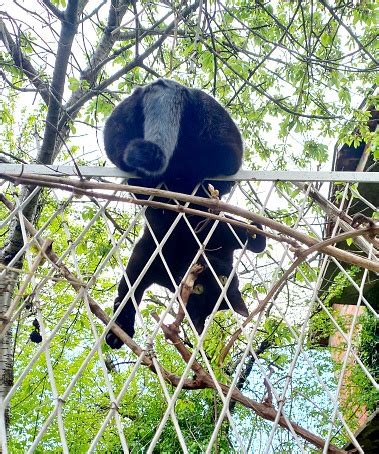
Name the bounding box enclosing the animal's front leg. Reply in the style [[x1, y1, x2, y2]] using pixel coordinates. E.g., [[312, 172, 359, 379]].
[[106, 235, 155, 349], [105, 277, 146, 349]]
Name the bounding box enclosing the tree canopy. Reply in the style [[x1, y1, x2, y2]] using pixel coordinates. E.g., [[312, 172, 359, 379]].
[[0, 0, 378, 452]]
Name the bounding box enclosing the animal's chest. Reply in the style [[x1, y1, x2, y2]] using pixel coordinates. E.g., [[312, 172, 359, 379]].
[[147, 210, 227, 281]]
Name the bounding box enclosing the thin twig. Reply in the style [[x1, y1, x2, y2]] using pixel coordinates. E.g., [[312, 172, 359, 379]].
[[2, 173, 379, 273], [171, 263, 204, 330]]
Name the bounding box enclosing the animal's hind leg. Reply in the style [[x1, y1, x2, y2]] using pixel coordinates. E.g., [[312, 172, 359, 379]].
[[105, 235, 155, 349]]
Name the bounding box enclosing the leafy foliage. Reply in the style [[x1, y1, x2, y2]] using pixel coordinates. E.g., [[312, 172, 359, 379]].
[[1, 0, 378, 451]]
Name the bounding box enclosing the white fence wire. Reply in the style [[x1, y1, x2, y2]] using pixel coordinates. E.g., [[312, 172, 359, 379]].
[[0, 166, 378, 453]]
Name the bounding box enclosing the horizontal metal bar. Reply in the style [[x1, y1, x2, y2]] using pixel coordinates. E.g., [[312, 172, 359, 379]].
[[1, 164, 379, 183]]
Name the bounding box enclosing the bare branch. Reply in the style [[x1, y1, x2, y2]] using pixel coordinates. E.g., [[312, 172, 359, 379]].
[[219, 222, 379, 364], [0, 18, 49, 104], [78, 0, 107, 24], [294, 182, 379, 254], [0, 191, 347, 452], [60, 1, 200, 127], [0, 151, 28, 165], [3, 173, 378, 273], [117, 25, 189, 40], [41, 0, 65, 20], [152, 313, 346, 452], [0, 193, 200, 390], [171, 263, 204, 330], [318, 0, 379, 66]]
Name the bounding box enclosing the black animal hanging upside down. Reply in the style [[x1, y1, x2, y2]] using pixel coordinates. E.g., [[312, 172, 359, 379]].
[[103, 79, 266, 348]]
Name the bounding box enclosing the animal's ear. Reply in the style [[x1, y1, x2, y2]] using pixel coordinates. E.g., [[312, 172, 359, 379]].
[[191, 316, 205, 334], [246, 224, 266, 253], [232, 297, 249, 317], [221, 217, 266, 253]]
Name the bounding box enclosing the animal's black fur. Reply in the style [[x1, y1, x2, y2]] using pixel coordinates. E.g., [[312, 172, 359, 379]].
[[104, 80, 265, 348], [103, 79, 243, 195], [105, 191, 266, 349]]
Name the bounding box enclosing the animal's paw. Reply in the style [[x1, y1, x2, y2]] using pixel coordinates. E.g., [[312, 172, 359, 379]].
[[105, 331, 125, 349], [105, 320, 136, 349], [105, 300, 136, 349]]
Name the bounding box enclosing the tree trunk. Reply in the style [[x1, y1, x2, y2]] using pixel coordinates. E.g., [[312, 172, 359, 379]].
[[0, 271, 16, 444]]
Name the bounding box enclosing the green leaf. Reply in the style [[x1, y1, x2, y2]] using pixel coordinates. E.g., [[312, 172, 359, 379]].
[[68, 77, 80, 92], [320, 32, 331, 47]]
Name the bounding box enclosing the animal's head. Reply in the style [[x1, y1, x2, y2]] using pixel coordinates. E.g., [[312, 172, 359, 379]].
[[185, 254, 248, 334]]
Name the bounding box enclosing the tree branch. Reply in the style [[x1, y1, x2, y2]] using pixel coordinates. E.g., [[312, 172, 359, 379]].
[[78, 0, 107, 24], [152, 313, 346, 453], [219, 221, 379, 364], [41, 0, 65, 20], [0, 193, 200, 390], [60, 0, 200, 127], [294, 182, 379, 254], [38, 0, 81, 164], [0, 18, 49, 104], [0, 188, 346, 453], [117, 25, 190, 40], [318, 0, 379, 66], [2, 174, 378, 273]]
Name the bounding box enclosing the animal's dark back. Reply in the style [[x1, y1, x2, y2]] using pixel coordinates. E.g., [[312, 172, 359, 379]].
[[104, 80, 243, 186], [165, 88, 243, 182], [103, 87, 144, 171]]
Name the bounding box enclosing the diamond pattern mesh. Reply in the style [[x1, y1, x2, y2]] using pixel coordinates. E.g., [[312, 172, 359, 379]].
[[0, 173, 378, 453]]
